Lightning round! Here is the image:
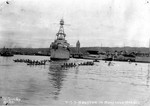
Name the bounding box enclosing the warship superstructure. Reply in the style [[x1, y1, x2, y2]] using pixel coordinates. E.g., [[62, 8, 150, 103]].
[[50, 19, 70, 60]]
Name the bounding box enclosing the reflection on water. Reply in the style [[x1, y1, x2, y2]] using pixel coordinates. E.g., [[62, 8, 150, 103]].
[[48, 61, 68, 100], [146, 64, 150, 87]]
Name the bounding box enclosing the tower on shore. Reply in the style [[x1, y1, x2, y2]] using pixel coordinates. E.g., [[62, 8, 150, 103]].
[[76, 40, 80, 53]]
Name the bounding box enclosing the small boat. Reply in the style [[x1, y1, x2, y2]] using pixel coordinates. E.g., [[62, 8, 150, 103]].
[[93, 59, 99, 62]]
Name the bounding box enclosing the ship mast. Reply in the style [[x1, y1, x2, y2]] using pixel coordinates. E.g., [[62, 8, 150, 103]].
[[56, 19, 66, 40]]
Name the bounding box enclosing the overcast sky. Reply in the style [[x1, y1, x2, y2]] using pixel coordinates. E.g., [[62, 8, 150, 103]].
[[0, 0, 150, 48]]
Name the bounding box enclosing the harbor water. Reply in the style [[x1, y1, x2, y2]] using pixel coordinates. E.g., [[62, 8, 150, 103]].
[[0, 55, 150, 106]]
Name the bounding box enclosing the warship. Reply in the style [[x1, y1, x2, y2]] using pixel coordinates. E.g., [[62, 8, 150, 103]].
[[50, 19, 70, 60]]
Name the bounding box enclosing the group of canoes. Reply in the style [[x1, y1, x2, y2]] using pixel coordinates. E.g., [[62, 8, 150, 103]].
[[13, 59, 97, 67], [61, 63, 77, 67], [61, 61, 94, 68], [13, 59, 50, 65], [78, 61, 94, 66]]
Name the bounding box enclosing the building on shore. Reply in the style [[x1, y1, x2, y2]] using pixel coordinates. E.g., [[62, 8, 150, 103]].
[[76, 40, 80, 54], [71, 40, 83, 58]]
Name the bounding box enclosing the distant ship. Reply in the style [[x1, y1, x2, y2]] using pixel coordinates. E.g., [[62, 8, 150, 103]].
[[50, 19, 70, 60], [0, 47, 14, 57]]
